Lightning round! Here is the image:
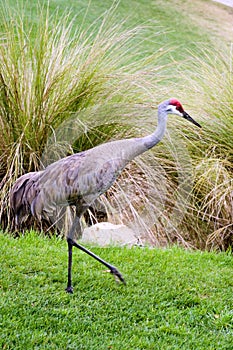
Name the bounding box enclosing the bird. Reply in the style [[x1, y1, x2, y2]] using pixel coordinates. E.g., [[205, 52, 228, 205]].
[[10, 98, 201, 293]]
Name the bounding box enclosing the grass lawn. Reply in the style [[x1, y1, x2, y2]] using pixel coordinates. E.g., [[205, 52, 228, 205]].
[[0, 232, 233, 349], [4, 0, 213, 61]]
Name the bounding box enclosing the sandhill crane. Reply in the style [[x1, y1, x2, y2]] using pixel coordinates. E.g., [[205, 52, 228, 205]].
[[10, 98, 201, 293]]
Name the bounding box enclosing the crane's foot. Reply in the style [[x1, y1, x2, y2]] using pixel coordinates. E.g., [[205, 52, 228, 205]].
[[106, 266, 126, 285], [65, 286, 74, 294]]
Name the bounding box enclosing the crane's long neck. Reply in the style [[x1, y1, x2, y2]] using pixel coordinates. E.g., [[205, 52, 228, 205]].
[[96, 104, 168, 168], [140, 106, 167, 150]]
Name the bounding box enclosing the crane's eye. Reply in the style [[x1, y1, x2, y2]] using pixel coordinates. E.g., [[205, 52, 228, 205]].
[[167, 105, 177, 113]]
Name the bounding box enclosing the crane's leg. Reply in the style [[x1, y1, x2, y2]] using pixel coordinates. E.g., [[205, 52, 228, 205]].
[[65, 215, 80, 294], [68, 237, 126, 285], [65, 214, 126, 293], [66, 239, 74, 294]]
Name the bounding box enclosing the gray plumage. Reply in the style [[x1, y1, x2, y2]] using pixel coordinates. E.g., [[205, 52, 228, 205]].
[[9, 99, 201, 293]]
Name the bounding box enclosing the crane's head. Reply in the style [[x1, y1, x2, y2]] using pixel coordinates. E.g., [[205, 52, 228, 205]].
[[166, 98, 201, 128]]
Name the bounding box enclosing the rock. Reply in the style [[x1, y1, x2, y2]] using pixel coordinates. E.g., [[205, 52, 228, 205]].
[[81, 222, 140, 247]]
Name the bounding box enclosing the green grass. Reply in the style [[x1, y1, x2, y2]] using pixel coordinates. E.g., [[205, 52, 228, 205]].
[[4, 0, 211, 60], [0, 232, 233, 349]]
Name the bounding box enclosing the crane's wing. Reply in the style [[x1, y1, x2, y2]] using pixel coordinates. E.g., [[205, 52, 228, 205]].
[[30, 152, 125, 218], [11, 137, 146, 223]]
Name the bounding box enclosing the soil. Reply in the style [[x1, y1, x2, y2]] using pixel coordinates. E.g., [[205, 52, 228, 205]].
[[173, 0, 233, 44]]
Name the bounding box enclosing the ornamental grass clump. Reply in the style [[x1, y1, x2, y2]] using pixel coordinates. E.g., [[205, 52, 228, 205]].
[[181, 49, 233, 249], [0, 3, 177, 239]]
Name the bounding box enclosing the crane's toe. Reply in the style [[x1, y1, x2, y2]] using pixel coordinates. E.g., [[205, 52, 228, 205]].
[[109, 266, 126, 285], [65, 286, 74, 294]]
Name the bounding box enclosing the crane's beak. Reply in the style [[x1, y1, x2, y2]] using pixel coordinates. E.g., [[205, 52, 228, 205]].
[[183, 111, 201, 128]]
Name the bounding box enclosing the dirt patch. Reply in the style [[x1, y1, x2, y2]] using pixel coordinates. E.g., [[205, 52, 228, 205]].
[[172, 0, 233, 43]]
